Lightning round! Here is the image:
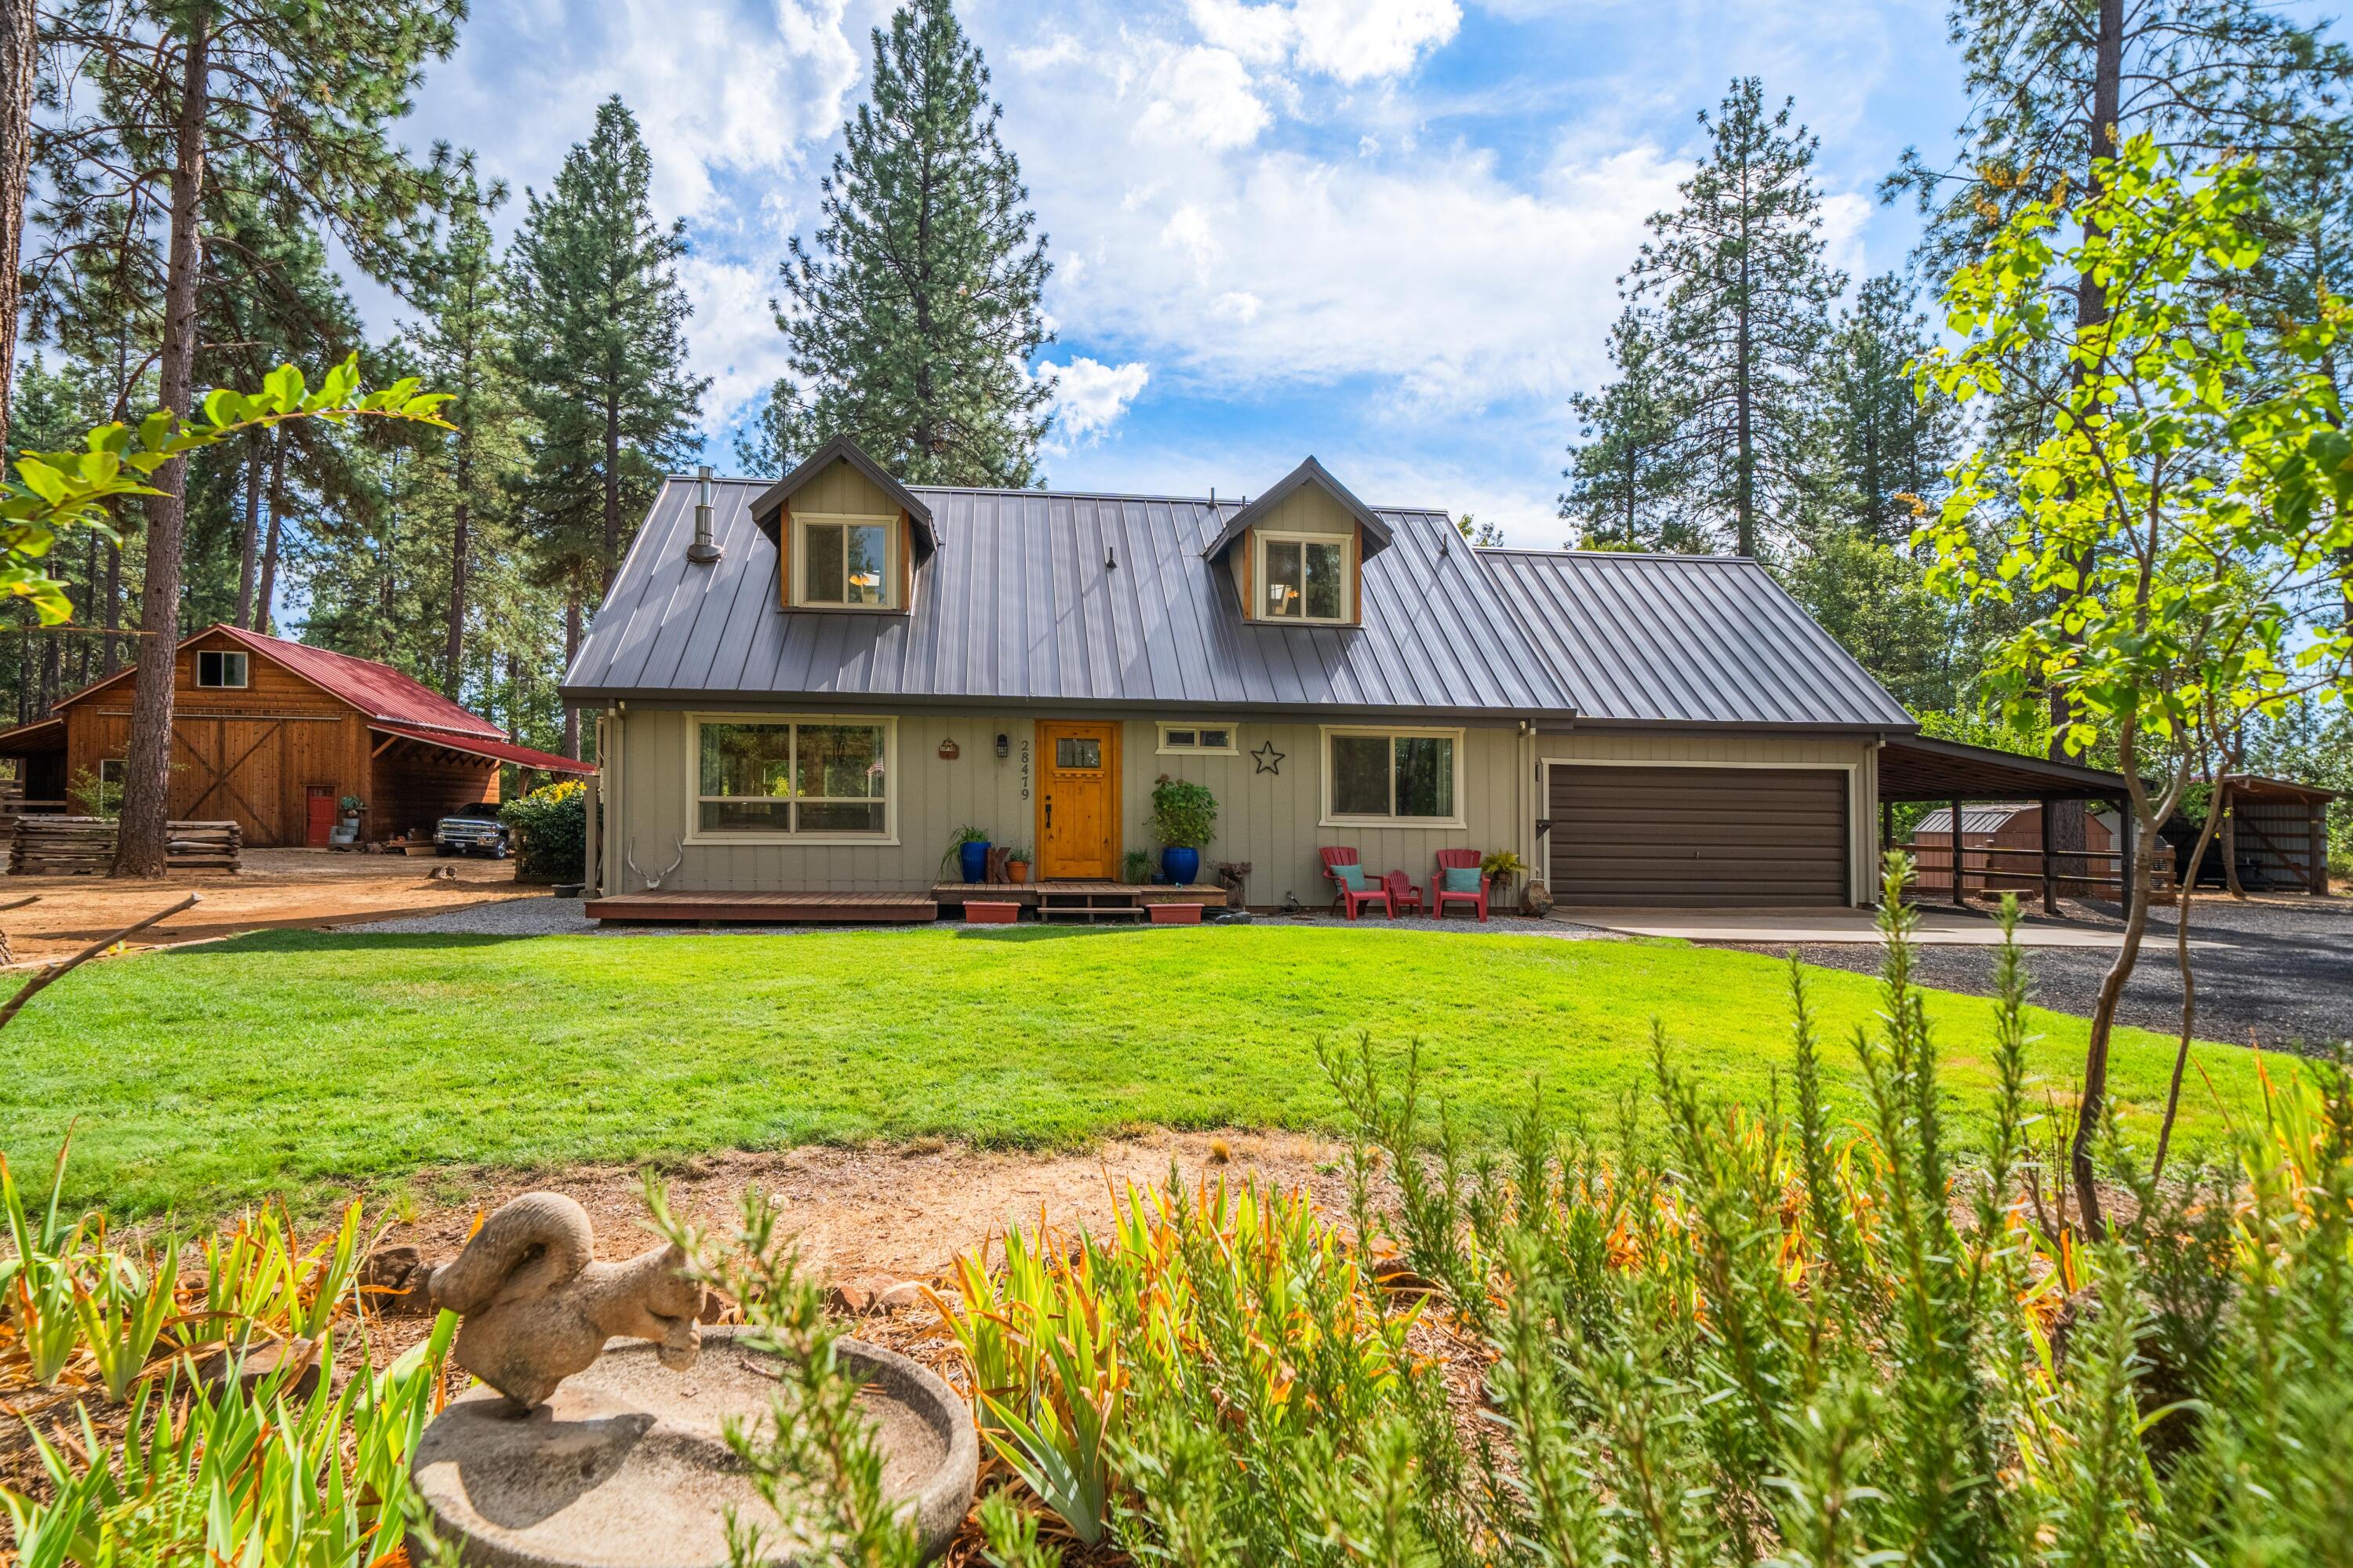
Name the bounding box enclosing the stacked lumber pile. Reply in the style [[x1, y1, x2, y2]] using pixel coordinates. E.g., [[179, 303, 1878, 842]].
[[12, 816, 118, 875], [7, 817, 243, 875], [166, 820, 241, 872]]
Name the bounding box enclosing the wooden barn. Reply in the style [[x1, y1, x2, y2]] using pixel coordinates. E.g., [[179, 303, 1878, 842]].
[[1907, 801, 2118, 896], [0, 624, 590, 847]]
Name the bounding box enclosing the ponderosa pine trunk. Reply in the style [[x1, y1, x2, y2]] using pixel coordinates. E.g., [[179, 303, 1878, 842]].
[[115, 11, 209, 879], [602, 398, 620, 591], [253, 431, 284, 635], [562, 591, 582, 759], [0, 0, 36, 459], [445, 493, 469, 697], [235, 438, 261, 626]]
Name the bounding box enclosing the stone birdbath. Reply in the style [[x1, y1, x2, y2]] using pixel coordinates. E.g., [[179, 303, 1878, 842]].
[[408, 1194, 977, 1568]]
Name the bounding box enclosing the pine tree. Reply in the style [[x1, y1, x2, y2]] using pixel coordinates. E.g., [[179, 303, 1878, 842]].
[[776, 0, 1053, 486], [1559, 307, 1703, 551], [1627, 78, 1842, 558], [29, 0, 462, 876], [1813, 275, 1959, 543], [407, 171, 523, 696], [507, 95, 704, 756], [0, 0, 35, 457]]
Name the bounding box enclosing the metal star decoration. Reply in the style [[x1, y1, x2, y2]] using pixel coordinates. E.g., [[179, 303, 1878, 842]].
[[1252, 740, 1285, 775]]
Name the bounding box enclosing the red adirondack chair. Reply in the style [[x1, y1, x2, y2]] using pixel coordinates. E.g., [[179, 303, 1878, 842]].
[[1431, 849, 1489, 922], [1319, 847, 1393, 919], [1384, 869, 1424, 915]]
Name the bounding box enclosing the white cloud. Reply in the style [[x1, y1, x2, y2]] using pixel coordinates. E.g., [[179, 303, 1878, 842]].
[[677, 254, 793, 430], [1184, 0, 1294, 66], [1042, 357, 1153, 446], [1289, 0, 1461, 83], [1138, 45, 1269, 149]]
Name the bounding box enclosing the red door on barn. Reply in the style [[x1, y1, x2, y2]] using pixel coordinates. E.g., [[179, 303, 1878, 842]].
[[305, 786, 336, 847]]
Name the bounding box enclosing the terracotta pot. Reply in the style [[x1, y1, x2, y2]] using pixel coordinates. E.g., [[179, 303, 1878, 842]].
[[1008, 861, 1031, 883]]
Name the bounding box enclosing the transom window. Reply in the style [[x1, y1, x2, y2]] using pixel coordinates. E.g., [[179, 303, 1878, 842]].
[[795, 513, 896, 609], [1324, 727, 1461, 824], [195, 649, 249, 688], [1158, 723, 1238, 755], [1256, 531, 1351, 622], [694, 718, 893, 838]]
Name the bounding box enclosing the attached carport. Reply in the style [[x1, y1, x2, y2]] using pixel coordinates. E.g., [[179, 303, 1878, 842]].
[[1875, 735, 2136, 915]]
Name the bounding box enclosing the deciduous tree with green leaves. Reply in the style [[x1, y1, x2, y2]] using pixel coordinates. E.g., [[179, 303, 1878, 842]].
[[769, 0, 1053, 486], [1915, 137, 2353, 1226]]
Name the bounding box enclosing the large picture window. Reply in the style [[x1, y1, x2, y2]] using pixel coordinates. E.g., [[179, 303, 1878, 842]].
[[795, 514, 896, 609], [1323, 727, 1460, 824], [1256, 532, 1351, 622], [693, 718, 893, 839]]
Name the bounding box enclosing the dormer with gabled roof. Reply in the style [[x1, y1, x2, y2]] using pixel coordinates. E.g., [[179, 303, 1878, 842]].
[[1200, 457, 1393, 627], [746, 435, 938, 614]]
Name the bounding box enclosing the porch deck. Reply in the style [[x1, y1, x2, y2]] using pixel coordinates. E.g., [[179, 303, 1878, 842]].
[[929, 881, 1228, 907], [582, 890, 939, 924]]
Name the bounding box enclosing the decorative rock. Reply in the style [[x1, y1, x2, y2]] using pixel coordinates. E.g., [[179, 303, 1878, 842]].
[[358, 1243, 440, 1318], [824, 1280, 875, 1317], [1520, 880, 1555, 918], [411, 1328, 978, 1567], [427, 1191, 704, 1410], [871, 1280, 935, 1315], [198, 1337, 320, 1402]]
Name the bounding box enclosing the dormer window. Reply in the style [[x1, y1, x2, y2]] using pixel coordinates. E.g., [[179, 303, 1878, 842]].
[[1257, 533, 1351, 622], [795, 513, 898, 609]]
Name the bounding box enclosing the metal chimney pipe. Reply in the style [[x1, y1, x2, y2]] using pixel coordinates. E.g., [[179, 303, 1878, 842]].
[[687, 464, 722, 564]]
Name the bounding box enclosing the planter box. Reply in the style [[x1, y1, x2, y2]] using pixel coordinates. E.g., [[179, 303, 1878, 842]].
[[964, 901, 1020, 925], [1148, 902, 1203, 925]]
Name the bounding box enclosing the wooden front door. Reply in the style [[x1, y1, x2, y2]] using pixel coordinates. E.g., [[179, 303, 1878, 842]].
[[1036, 721, 1120, 879], [305, 786, 336, 848]]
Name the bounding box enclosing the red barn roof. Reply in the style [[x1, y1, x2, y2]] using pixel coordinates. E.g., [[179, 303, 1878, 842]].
[[55, 624, 552, 748]]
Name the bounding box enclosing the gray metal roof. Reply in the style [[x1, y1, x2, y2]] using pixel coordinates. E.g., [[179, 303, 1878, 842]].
[[1201, 456, 1395, 561], [565, 475, 1571, 716], [1478, 548, 1917, 729]]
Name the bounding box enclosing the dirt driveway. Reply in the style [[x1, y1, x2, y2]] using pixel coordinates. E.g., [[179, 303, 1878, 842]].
[[0, 846, 548, 966]]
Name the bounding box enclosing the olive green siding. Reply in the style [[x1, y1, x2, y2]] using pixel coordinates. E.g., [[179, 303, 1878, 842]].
[[1252, 487, 1357, 535], [788, 457, 899, 516], [601, 706, 1529, 904]]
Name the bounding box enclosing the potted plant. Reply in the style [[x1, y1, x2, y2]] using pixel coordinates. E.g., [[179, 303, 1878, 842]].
[[1482, 849, 1528, 908], [1122, 849, 1155, 886], [943, 824, 991, 883], [339, 795, 366, 830], [1147, 776, 1217, 887], [1004, 846, 1031, 884]]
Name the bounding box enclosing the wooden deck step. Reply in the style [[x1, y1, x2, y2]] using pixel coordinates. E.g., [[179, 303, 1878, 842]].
[[584, 891, 938, 925]]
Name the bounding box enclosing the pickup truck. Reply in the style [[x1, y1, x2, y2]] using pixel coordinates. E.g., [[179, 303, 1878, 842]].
[[434, 802, 511, 859]]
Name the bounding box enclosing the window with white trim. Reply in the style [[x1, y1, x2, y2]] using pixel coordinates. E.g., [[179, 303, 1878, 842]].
[[1254, 530, 1351, 622], [693, 718, 893, 838], [1157, 722, 1238, 755], [1323, 727, 1460, 824], [794, 513, 897, 609], [195, 649, 248, 688]]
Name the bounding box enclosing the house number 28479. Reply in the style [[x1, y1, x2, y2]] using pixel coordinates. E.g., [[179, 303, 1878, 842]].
[[1020, 739, 1031, 801]]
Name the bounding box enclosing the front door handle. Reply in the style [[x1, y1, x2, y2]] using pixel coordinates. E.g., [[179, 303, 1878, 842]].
[[1045, 797, 1053, 828]]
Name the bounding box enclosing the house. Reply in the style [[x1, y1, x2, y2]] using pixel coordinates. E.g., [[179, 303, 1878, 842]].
[[0, 624, 592, 847], [574, 437, 2122, 919]]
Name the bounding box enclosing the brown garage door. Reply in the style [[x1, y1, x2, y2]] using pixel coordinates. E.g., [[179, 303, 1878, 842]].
[[1549, 765, 1849, 907]]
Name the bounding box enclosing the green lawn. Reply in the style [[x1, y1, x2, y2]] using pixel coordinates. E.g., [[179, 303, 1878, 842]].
[[1, 925, 2275, 1218]]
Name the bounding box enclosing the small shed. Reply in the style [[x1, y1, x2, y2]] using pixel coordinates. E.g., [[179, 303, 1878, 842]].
[[2206, 774, 2335, 893], [1908, 802, 2117, 893], [0, 624, 591, 847]]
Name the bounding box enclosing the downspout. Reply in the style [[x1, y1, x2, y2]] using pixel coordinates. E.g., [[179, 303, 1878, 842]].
[[585, 711, 603, 897], [609, 701, 626, 896], [1864, 736, 1887, 906]]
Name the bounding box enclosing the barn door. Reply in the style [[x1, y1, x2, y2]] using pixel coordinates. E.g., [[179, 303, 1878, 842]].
[[172, 717, 288, 844], [306, 786, 336, 847]]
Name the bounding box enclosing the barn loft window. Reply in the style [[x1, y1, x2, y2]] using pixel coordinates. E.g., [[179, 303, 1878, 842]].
[[1322, 726, 1461, 826], [691, 717, 895, 841], [794, 513, 896, 609], [196, 650, 249, 688], [1256, 533, 1351, 622]]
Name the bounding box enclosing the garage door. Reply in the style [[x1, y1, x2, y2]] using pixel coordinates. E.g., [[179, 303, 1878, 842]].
[[1548, 765, 1849, 907]]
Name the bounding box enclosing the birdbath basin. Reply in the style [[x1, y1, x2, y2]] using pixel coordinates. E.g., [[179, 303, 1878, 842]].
[[411, 1327, 977, 1567]]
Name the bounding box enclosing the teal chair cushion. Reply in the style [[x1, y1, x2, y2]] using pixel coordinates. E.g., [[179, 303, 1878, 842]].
[[1442, 866, 1482, 893], [1333, 862, 1369, 891]]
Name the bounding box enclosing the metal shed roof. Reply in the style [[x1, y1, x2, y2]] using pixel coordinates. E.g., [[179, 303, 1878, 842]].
[[1478, 549, 1917, 729], [564, 476, 1572, 717]]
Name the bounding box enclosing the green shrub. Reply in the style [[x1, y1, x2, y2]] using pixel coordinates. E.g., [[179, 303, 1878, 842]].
[[1146, 775, 1217, 849], [501, 779, 587, 882]]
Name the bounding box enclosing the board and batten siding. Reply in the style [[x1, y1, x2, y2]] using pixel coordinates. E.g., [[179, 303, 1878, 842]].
[[603, 705, 1526, 904], [1533, 731, 1881, 905]]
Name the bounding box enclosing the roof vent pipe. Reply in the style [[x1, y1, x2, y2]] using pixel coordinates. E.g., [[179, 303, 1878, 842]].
[[687, 464, 722, 565]]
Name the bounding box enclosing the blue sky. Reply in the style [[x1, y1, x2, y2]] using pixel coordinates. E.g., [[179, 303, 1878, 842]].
[[365, 0, 1973, 544]]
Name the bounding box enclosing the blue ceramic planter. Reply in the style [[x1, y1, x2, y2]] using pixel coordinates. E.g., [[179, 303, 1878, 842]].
[[1162, 846, 1201, 886], [958, 840, 991, 882]]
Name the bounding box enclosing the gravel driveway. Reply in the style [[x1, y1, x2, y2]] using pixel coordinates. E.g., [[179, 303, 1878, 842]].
[[1726, 894, 2351, 1053]]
